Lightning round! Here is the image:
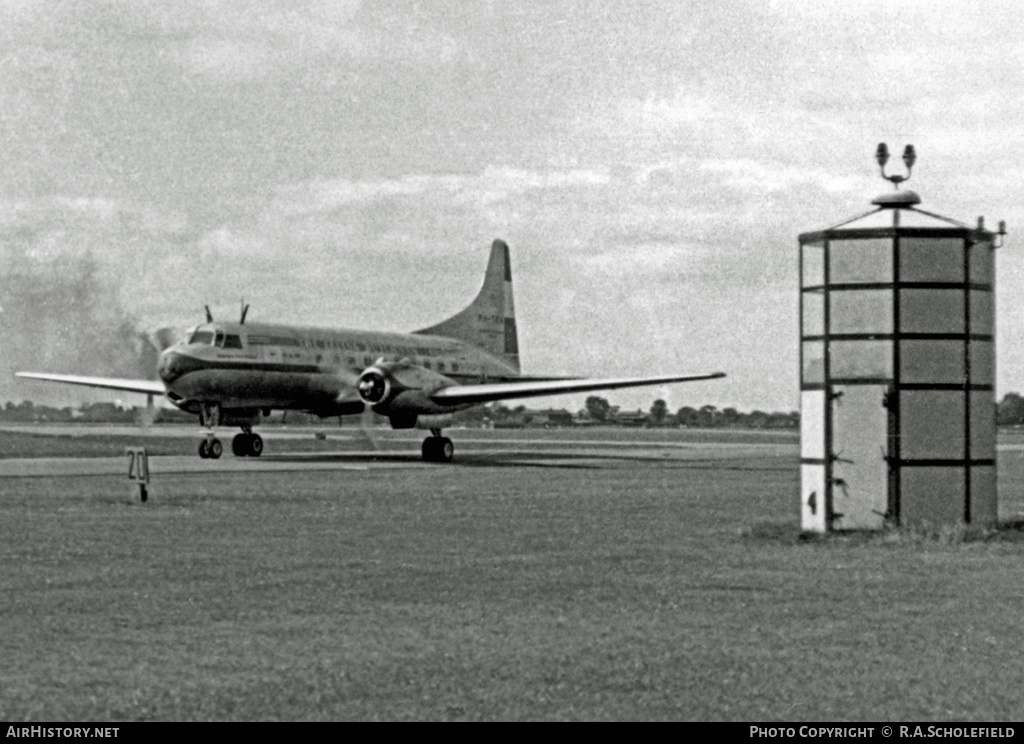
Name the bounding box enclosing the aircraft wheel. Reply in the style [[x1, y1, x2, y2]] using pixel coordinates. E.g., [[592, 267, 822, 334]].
[[199, 440, 210, 459], [248, 434, 263, 457], [438, 437, 454, 463], [232, 434, 250, 457], [422, 436, 454, 463], [208, 438, 223, 459], [421, 437, 436, 461]]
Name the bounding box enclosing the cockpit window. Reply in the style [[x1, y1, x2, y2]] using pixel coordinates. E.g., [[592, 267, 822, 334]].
[[188, 330, 215, 345], [222, 334, 243, 349]]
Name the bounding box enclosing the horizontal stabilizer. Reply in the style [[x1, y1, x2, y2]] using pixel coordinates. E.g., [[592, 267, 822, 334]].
[[430, 371, 726, 407], [16, 372, 166, 396]]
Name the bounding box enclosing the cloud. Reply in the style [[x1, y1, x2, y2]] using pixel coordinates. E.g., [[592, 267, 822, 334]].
[[0, 196, 192, 242], [161, 1, 473, 82], [698, 159, 864, 196], [7, 1, 1024, 413], [174, 36, 273, 82], [269, 166, 611, 217], [0, 1, 468, 89]]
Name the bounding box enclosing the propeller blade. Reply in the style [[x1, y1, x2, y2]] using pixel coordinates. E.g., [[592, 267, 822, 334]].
[[149, 326, 181, 352], [336, 366, 361, 387], [358, 401, 380, 452], [136, 392, 156, 430]]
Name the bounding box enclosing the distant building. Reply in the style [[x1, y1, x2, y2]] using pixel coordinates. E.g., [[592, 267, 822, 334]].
[[612, 409, 649, 427], [529, 409, 573, 427]]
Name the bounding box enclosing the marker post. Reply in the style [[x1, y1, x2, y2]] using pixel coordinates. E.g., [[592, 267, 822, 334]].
[[126, 446, 150, 502]]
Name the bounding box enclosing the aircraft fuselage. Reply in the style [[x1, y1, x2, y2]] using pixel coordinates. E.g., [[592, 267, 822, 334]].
[[157, 321, 519, 418]]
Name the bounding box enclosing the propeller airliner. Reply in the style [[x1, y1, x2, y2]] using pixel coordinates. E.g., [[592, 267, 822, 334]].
[[17, 240, 725, 462]]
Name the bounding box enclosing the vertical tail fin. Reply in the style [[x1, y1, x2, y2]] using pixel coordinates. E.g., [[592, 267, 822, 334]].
[[414, 239, 520, 373]]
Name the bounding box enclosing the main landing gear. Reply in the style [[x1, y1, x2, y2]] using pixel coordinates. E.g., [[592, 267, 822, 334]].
[[422, 428, 454, 463], [232, 431, 264, 457]]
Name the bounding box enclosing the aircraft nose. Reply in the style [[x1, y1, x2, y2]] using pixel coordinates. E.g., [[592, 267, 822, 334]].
[[157, 350, 182, 384]]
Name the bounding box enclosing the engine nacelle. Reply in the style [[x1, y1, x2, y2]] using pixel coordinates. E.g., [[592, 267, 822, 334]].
[[357, 367, 392, 405], [355, 360, 456, 416], [417, 414, 455, 430]]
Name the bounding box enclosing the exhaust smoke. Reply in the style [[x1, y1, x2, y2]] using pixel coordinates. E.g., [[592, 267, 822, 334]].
[[0, 248, 158, 405]]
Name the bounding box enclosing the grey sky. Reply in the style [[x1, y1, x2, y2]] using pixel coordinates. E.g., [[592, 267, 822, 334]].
[[2, 0, 1022, 412]]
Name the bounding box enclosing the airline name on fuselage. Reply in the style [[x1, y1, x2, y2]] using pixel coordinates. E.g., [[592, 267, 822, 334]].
[[163, 324, 516, 385], [191, 326, 455, 359], [248, 335, 450, 357]]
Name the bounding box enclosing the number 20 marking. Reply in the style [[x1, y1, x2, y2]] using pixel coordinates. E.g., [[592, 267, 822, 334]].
[[127, 449, 149, 483]]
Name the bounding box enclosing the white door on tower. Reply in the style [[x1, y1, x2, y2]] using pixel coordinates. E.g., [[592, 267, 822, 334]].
[[831, 385, 890, 530]]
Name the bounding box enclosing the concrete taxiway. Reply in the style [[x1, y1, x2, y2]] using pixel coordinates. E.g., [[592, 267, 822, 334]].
[[0, 452, 416, 477], [0, 423, 799, 478]]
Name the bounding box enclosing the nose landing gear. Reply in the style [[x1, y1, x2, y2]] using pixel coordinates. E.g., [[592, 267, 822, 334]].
[[198, 437, 223, 459], [198, 403, 223, 459], [196, 404, 263, 459]]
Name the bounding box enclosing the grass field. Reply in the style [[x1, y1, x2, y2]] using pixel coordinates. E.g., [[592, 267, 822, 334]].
[[2, 426, 1024, 721]]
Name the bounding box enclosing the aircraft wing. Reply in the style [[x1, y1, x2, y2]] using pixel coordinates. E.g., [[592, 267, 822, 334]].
[[15, 372, 166, 396], [430, 371, 726, 407]]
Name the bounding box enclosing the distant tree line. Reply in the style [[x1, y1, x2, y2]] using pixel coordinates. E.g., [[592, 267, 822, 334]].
[[21, 393, 1024, 429], [0, 396, 800, 430], [998, 393, 1024, 426], [0, 400, 193, 424], [478, 396, 799, 429]]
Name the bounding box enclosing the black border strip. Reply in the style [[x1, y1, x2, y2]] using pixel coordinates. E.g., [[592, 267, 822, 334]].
[[802, 282, 993, 291], [899, 459, 995, 467], [802, 334, 993, 342]]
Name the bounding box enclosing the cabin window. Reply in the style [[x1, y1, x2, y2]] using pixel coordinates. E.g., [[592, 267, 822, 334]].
[[437, 362, 445, 372], [452, 363, 459, 373], [424, 361, 432, 369], [189, 330, 214, 345], [247, 335, 300, 347]]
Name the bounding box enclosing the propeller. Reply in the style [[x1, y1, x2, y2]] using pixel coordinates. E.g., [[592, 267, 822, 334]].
[[334, 365, 380, 452]]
